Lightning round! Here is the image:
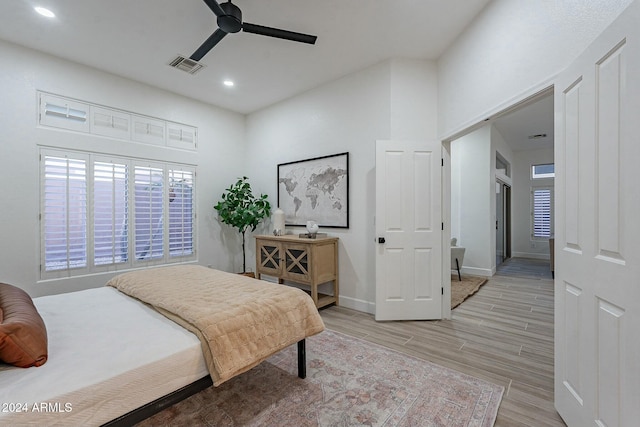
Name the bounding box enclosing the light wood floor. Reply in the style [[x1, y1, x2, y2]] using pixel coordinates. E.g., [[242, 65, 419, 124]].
[[319, 259, 566, 427], [496, 257, 553, 280]]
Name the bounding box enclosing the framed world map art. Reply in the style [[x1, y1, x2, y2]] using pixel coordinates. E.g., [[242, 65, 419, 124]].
[[277, 152, 349, 228]]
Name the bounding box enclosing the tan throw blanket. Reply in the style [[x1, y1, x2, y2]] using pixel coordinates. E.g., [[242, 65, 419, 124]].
[[107, 265, 324, 386]]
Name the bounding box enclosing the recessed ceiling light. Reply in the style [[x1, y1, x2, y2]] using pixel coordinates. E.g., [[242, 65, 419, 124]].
[[223, 80, 234, 87], [34, 6, 55, 18]]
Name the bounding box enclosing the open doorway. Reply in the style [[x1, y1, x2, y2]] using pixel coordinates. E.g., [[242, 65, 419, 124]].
[[448, 88, 554, 285]]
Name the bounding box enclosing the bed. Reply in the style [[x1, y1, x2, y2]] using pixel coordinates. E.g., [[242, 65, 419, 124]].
[[0, 265, 325, 426]]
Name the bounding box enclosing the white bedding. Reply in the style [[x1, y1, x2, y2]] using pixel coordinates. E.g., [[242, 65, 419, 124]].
[[0, 287, 208, 426]]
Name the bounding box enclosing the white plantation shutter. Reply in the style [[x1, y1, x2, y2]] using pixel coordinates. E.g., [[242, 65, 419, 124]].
[[42, 154, 88, 272], [39, 94, 90, 133], [532, 188, 553, 238], [134, 165, 164, 261], [37, 92, 197, 150], [94, 161, 128, 266], [90, 107, 130, 139], [168, 168, 194, 257], [132, 115, 165, 145], [167, 122, 197, 150], [40, 149, 195, 278]]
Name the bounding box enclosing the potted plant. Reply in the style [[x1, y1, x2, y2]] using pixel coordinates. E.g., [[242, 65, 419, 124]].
[[214, 177, 271, 275]]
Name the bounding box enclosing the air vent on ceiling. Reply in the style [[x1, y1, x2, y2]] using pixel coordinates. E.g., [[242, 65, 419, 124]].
[[168, 55, 205, 75]]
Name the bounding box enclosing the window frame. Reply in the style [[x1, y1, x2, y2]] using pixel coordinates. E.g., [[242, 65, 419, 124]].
[[40, 148, 196, 280], [532, 163, 555, 179]]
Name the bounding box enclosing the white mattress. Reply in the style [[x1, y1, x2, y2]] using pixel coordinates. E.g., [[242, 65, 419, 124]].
[[0, 286, 208, 426]]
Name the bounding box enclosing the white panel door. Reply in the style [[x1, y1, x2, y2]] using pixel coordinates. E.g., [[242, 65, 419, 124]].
[[375, 140, 442, 321], [554, 2, 640, 426]]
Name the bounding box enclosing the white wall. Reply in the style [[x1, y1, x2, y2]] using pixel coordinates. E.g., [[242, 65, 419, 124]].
[[390, 59, 439, 140], [438, 0, 633, 139], [4, 0, 624, 302], [512, 148, 554, 259], [246, 58, 438, 313], [451, 124, 513, 277], [451, 126, 492, 276], [0, 40, 246, 297]]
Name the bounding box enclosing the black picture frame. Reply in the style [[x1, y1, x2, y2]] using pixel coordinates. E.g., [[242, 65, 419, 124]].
[[277, 152, 349, 228]]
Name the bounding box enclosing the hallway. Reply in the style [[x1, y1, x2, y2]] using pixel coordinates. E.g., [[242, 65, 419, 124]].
[[496, 257, 552, 280]]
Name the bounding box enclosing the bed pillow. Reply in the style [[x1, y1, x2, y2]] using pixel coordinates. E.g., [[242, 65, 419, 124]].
[[0, 283, 48, 367]]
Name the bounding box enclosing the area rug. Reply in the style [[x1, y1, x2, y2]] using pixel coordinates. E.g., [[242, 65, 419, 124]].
[[137, 330, 503, 426], [451, 275, 488, 309]]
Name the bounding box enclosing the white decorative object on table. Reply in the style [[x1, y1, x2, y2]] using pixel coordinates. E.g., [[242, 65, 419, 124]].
[[306, 220, 319, 237], [273, 208, 285, 236]]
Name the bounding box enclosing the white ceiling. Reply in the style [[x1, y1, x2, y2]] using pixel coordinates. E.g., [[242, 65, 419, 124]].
[[493, 94, 554, 152], [1, 0, 554, 152], [0, 0, 492, 114]]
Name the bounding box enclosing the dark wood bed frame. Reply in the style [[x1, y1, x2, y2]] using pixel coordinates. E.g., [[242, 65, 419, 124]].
[[102, 340, 306, 427]]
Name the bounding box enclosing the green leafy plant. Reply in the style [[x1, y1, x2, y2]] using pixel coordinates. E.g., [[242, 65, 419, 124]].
[[214, 177, 271, 273]]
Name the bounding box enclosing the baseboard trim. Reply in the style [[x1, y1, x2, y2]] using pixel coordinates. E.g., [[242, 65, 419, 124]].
[[459, 266, 493, 277], [338, 295, 375, 314], [512, 252, 550, 260]]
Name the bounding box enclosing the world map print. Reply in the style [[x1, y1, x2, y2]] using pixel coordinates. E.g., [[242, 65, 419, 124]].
[[278, 153, 348, 227]]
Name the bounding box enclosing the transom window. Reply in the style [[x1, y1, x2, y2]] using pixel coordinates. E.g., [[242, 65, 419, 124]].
[[532, 163, 555, 179], [41, 149, 195, 279]]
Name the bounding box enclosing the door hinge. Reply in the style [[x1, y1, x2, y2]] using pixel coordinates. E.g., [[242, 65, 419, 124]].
[[441, 222, 444, 231], [441, 158, 444, 167], [441, 287, 444, 295]]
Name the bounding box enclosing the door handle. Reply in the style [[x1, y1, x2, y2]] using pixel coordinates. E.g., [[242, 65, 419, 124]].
[[378, 237, 386, 244]]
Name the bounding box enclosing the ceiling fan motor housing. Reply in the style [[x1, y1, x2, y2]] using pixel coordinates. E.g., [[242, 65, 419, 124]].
[[218, 1, 242, 33]]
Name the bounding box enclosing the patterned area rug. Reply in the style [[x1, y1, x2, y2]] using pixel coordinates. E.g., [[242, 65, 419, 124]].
[[451, 275, 488, 309], [137, 330, 503, 426]]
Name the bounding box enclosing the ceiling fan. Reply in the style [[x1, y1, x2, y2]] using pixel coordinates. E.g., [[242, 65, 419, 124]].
[[190, 0, 318, 62]]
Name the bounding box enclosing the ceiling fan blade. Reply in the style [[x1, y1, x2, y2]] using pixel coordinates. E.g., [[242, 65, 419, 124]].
[[242, 22, 317, 45], [190, 28, 228, 61], [202, 0, 225, 17]]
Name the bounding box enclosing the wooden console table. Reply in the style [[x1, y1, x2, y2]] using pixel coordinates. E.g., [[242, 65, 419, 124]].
[[255, 235, 339, 308]]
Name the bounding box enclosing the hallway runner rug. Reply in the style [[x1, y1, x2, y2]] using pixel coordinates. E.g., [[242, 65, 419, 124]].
[[137, 329, 503, 426]]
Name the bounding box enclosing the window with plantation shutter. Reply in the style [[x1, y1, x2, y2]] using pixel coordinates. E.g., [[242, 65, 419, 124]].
[[167, 122, 197, 150], [40, 149, 196, 279], [42, 154, 88, 272], [168, 169, 194, 257], [90, 107, 130, 139], [93, 161, 128, 266], [132, 115, 165, 145], [38, 92, 197, 150], [532, 187, 553, 238], [134, 165, 164, 261], [39, 94, 90, 133]]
